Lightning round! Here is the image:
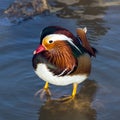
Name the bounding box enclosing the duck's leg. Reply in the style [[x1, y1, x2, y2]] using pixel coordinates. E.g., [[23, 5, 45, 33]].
[[35, 82, 51, 99], [71, 83, 78, 98], [56, 83, 78, 102], [44, 82, 51, 96]]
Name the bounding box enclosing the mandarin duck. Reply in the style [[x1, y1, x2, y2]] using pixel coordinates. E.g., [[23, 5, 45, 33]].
[[32, 26, 96, 100]]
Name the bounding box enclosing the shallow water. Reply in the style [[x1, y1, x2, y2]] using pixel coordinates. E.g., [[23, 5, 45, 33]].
[[0, 0, 120, 120]]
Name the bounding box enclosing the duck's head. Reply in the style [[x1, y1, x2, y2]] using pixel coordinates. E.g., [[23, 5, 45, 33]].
[[33, 26, 81, 55]]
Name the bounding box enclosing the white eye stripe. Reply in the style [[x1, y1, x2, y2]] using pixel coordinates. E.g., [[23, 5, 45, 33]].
[[44, 34, 71, 42], [43, 34, 82, 53]]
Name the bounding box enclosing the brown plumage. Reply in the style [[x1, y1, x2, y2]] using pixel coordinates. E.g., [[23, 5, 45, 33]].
[[76, 28, 96, 57], [41, 41, 77, 76], [72, 54, 91, 75]]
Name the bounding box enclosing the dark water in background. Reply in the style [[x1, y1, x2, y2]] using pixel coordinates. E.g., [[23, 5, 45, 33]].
[[0, 0, 120, 120]]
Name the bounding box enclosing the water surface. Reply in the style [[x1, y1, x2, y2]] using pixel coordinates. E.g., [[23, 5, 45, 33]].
[[0, 0, 120, 120]]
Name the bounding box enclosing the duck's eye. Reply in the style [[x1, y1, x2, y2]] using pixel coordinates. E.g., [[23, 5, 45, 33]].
[[49, 40, 53, 43]]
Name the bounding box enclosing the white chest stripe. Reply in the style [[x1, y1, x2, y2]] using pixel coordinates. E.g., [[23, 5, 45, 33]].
[[58, 68, 68, 77]]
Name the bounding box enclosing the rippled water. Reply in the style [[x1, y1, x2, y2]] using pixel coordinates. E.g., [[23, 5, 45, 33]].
[[0, 0, 120, 120]]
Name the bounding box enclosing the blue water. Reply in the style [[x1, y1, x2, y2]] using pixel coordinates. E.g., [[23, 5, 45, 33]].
[[0, 0, 120, 120]]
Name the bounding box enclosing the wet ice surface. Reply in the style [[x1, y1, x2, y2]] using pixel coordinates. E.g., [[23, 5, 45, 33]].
[[0, 0, 120, 120]]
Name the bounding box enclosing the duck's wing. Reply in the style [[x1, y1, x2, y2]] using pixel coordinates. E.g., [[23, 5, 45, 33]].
[[76, 27, 96, 57]]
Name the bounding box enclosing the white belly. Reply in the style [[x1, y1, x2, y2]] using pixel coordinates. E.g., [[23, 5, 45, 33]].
[[35, 63, 87, 86]]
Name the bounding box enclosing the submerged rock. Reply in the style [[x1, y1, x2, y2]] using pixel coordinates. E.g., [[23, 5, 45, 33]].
[[4, 0, 49, 19]]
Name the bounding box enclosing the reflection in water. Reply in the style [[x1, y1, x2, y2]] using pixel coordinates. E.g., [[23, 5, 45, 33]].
[[39, 80, 98, 120], [50, 0, 110, 38]]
